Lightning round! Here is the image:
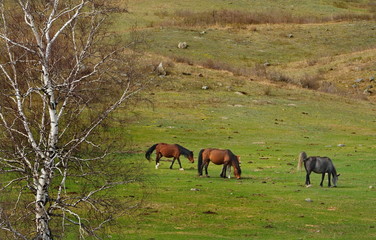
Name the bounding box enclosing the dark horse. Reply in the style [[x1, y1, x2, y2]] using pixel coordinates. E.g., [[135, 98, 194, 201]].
[[198, 148, 241, 179], [145, 143, 194, 170], [298, 152, 340, 187]]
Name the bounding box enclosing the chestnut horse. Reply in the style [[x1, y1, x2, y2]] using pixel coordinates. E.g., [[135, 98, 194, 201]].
[[198, 148, 241, 179], [145, 143, 194, 170]]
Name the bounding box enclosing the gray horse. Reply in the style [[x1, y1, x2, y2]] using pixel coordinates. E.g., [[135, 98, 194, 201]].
[[298, 152, 340, 187]]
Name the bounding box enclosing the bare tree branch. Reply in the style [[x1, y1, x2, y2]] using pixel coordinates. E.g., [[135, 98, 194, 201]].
[[0, 34, 36, 53], [0, 0, 149, 239]]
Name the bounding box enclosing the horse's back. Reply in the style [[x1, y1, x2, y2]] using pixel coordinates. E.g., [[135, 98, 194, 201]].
[[156, 143, 179, 157], [307, 156, 334, 173], [207, 149, 231, 165], [317, 157, 334, 171]]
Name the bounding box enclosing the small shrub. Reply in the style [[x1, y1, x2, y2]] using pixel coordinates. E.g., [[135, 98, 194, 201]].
[[305, 59, 318, 67], [319, 81, 339, 94], [266, 70, 293, 83], [171, 55, 194, 65], [333, 1, 349, 9], [154, 10, 169, 18], [321, 12, 374, 22], [252, 64, 267, 78], [369, 3, 376, 13], [263, 86, 273, 96], [299, 74, 321, 90], [232, 66, 253, 77], [201, 59, 232, 71], [147, 21, 155, 28]]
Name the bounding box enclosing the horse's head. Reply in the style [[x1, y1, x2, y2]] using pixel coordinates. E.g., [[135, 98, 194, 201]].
[[234, 167, 241, 179], [332, 173, 340, 187], [233, 155, 241, 179], [188, 151, 194, 163]]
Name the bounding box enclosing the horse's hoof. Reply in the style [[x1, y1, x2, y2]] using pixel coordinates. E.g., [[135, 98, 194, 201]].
[[306, 184, 312, 188], [179, 168, 184, 171]]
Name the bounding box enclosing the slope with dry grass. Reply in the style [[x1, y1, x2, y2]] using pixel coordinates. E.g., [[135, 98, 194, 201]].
[[117, 0, 376, 101], [49, 1, 376, 239]]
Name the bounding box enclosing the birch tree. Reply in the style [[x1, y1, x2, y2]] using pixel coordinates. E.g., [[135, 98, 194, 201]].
[[0, 0, 148, 239]]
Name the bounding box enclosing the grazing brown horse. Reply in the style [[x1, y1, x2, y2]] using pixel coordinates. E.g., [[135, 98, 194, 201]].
[[145, 143, 194, 170], [198, 148, 241, 179]]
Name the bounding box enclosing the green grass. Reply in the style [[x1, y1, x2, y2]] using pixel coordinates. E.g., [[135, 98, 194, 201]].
[[101, 63, 376, 239], [118, 0, 374, 28], [2, 1, 376, 239], [140, 21, 376, 68], [69, 1, 376, 238], [114, 0, 376, 99]]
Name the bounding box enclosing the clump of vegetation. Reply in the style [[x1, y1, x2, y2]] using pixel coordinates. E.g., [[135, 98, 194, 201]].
[[157, 9, 375, 27], [266, 70, 294, 84], [266, 71, 322, 91], [298, 74, 322, 90]]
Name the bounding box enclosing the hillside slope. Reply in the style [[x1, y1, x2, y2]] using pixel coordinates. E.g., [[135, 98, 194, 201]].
[[115, 0, 376, 101], [109, 1, 376, 239]]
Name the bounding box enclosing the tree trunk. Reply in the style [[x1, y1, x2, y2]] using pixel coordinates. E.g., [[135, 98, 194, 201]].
[[0, 1, 146, 238], [34, 168, 52, 240]]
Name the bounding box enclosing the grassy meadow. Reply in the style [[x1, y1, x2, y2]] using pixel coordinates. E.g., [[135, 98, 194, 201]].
[[1, 0, 375, 239], [105, 0, 376, 239], [110, 63, 376, 239]]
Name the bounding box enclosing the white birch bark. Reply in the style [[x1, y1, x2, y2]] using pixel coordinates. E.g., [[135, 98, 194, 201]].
[[0, 1, 145, 239]]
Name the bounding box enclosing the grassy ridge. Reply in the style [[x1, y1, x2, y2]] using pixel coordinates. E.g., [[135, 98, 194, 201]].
[[3, 0, 376, 239], [69, 1, 376, 238], [122, 0, 374, 27], [115, 0, 376, 100], [107, 62, 376, 239], [36, 1, 376, 239]]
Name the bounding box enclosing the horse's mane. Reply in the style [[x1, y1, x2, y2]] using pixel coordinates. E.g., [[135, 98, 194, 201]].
[[227, 149, 241, 174], [331, 164, 338, 175], [176, 144, 192, 158], [300, 151, 308, 161]]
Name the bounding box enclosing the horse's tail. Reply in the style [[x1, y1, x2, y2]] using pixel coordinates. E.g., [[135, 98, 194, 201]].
[[297, 151, 307, 171], [145, 144, 158, 161], [197, 149, 204, 175]]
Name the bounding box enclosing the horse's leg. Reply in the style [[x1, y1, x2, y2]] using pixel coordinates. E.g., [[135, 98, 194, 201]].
[[199, 159, 206, 176], [204, 161, 209, 177], [305, 171, 311, 187], [227, 165, 231, 179], [169, 158, 175, 169], [320, 173, 325, 187], [176, 157, 184, 171], [220, 165, 226, 178], [155, 153, 161, 169], [328, 172, 331, 187], [199, 161, 204, 176]]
